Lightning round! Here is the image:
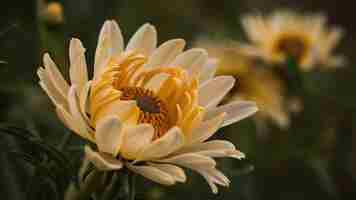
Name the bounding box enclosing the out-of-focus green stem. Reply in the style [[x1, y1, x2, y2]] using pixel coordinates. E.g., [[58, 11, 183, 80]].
[[64, 169, 104, 200], [128, 171, 136, 200]]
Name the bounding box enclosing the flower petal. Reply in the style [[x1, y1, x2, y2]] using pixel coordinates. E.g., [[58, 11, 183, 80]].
[[126, 163, 175, 185], [148, 163, 186, 183], [69, 38, 88, 90], [85, 146, 123, 171], [199, 58, 218, 84], [198, 76, 235, 109], [199, 167, 230, 194], [171, 48, 208, 77], [187, 112, 226, 145], [137, 127, 184, 161], [126, 23, 157, 56], [120, 124, 154, 160], [38, 67, 67, 107], [178, 140, 245, 159], [95, 116, 123, 156], [43, 53, 69, 98], [205, 101, 258, 127], [92, 100, 138, 125], [144, 39, 185, 68], [79, 81, 92, 122], [94, 20, 124, 77], [158, 153, 216, 169], [68, 86, 92, 133], [144, 73, 170, 93]]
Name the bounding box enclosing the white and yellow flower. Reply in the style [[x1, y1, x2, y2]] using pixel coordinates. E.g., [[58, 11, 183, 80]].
[[37, 20, 258, 193], [241, 10, 344, 71]]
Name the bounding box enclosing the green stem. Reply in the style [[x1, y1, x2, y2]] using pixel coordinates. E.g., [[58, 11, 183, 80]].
[[64, 169, 104, 200], [128, 171, 136, 200], [57, 131, 72, 151]]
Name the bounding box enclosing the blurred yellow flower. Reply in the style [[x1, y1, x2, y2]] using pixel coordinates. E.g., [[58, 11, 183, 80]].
[[37, 20, 258, 193], [241, 10, 344, 71], [196, 39, 289, 128], [42, 2, 64, 25]]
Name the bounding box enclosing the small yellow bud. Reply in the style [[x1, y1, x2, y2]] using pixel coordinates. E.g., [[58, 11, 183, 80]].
[[43, 2, 64, 25]]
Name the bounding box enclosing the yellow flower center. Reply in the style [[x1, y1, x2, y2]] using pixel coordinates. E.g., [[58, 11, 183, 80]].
[[119, 86, 171, 139], [274, 35, 310, 63]]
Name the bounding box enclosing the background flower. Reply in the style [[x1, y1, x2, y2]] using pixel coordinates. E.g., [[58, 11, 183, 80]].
[[195, 39, 289, 128], [241, 10, 344, 71]]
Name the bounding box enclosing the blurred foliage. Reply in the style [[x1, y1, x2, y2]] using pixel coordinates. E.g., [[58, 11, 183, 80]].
[[1, 0, 356, 200], [0, 124, 75, 200]]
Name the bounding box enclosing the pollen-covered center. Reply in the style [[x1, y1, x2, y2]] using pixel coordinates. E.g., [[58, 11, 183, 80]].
[[275, 35, 309, 63], [119, 87, 171, 139]]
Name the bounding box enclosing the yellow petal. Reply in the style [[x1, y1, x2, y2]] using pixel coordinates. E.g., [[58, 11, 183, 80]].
[[92, 100, 138, 126]]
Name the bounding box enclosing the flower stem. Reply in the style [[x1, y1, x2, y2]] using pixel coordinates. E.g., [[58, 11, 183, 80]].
[[128, 171, 136, 200]]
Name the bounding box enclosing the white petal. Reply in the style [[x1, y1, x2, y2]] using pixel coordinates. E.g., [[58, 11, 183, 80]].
[[85, 146, 123, 171], [55, 104, 95, 142], [187, 112, 225, 145], [199, 58, 218, 84], [69, 38, 88, 90], [79, 81, 92, 122], [198, 76, 235, 109], [203, 175, 219, 194], [68, 86, 91, 133], [120, 124, 154, 160], [94, 20, 124, 77], [43, 53, 69, 98], [126, 23, 157, 56], [144, 39, 185, 68], [178, 140, 245, 159], [95, 116, 123, 156], [55, 105, 80, 135], [38, 67, 67, 107], [199, 167, 230, 188], [148, 163, 186, 183], [171, 48, 208, 77], [137, 127, 184, 161], [126, 163, 175, 185], [158, 153, 216, 169], [205, 101, 258, 127]]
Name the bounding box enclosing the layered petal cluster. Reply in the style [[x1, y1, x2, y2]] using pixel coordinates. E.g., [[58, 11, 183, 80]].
[[241, 10, 344, 71], [37, 20, 258, 193]]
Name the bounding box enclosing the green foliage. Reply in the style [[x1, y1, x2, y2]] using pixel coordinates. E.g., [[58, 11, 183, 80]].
[[0, 124, 76, 200]]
